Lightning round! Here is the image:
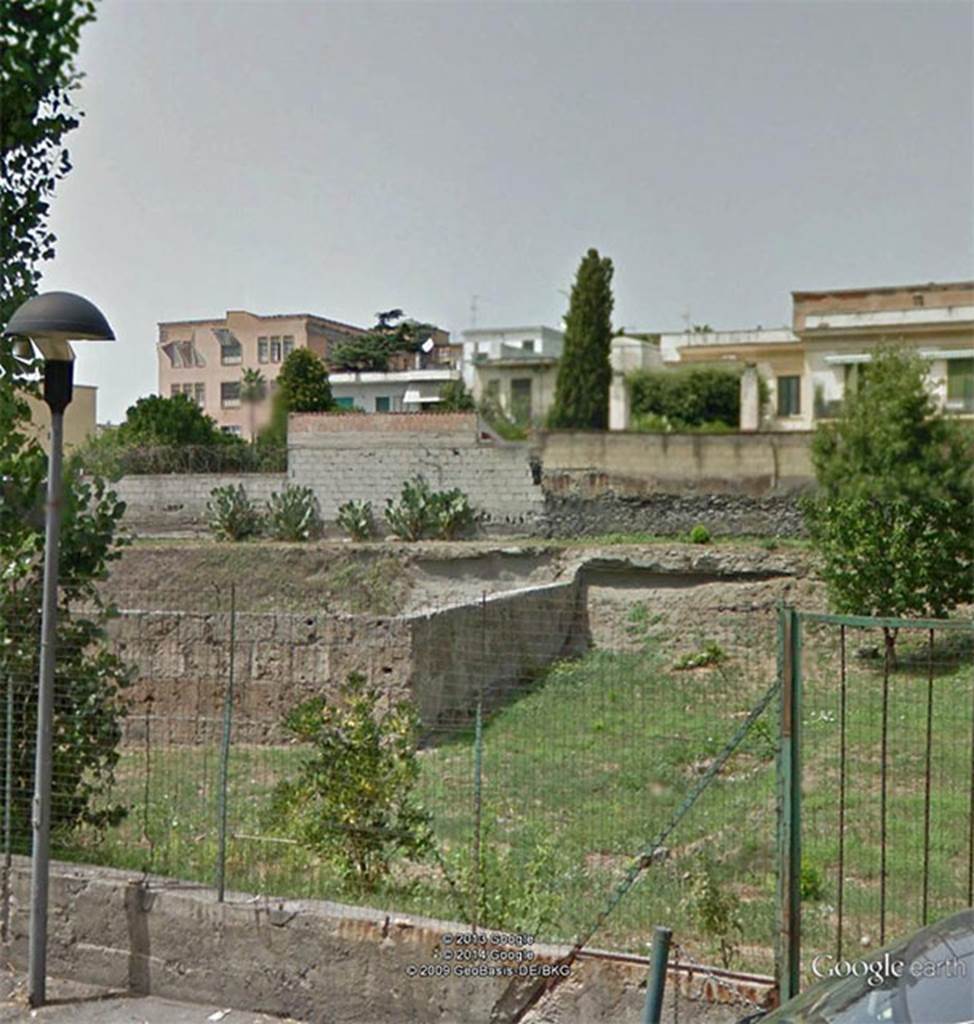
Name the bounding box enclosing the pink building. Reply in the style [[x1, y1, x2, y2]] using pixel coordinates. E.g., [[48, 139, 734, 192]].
[[157, 309, 366, 438]]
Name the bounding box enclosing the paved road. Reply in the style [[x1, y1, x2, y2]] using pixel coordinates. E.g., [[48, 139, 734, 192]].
[[0, 974, 300, 1023]]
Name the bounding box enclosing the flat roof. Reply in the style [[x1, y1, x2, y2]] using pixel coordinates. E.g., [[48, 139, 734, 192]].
[[462, 325, 562, 336], [792, 280, 974, 300], [158, 311, 366, 331]]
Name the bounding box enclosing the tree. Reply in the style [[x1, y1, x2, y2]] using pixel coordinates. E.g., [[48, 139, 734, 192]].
[[0, 0, 127, 849], [329, 312, 438, 372], [240, 367, 266, 442], [1, 0, 96, 327], [438, 379, 475, 412], [116, 393, 231, 447], [547, 248, 614, 429], [628, 367, 740, 430], [268, 674, 433, 892], [261, 348, 334, 447], [804, 347, 974, 649]]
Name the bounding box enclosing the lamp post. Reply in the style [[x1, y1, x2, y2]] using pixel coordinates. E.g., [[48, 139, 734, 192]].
[[2, 292, 114, 1007]]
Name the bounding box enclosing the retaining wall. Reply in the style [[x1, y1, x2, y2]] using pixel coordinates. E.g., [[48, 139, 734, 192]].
[[1, 858, 767, 1023], [112, 580, 583, 741]]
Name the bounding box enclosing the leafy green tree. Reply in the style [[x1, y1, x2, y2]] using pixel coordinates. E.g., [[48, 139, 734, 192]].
[[804, 348, 974, 645], [548, 248, 615, 429], [261, 348, 334, 447], [438, 379, 475, 412], [116, 393, 231, 447], [628, 367, 740, 430], [329, 311, 437, 372], [268, 674, 433, 892], [0, 0, 127, 849], [1, 0, 96, 326], [240, 367, 266, 442]]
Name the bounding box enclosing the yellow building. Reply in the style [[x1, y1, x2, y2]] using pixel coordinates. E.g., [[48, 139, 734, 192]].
[[668, 281, 973, 430], [22, 383, 97, 453]]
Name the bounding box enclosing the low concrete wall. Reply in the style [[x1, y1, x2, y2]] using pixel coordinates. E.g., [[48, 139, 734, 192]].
[[540, 430, 815, 497], [1, 858, 768, 1023], [112, 581, 584, 740], [113, 473, 286, 534]]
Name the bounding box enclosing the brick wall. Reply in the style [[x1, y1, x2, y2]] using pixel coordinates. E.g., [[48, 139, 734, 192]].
[[288, 412, 544, 527]]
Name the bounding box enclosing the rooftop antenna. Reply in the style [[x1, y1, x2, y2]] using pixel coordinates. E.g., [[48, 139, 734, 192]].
[[470, 294, 480, 328], [681, 307, 691, 332]]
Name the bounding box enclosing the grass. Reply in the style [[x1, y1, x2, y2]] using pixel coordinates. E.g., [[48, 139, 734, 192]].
[[58, 619, 973, 980]]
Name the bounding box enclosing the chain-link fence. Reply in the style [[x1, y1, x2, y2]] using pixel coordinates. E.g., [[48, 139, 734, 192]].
[[0, 569, 787, 997]]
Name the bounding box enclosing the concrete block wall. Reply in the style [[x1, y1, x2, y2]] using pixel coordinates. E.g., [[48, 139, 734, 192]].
[[288, 412, 545, 526], [113, 473, 286, 533]]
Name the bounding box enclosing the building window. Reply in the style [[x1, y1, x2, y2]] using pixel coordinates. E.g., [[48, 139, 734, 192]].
[[485, 379, 501, 403], [913, 293, 925, 307], [270, 336, 282, 363], [170, 384, 180, 397], [334, 396, 354, 409], [214, 329, 242, 365], [947, 358, 974, 410], [777, 375, 801, 417], [162, 339, 205, 368], [522, 340, 535, 352], [375, 396, 391, 412], [258, 338, 269, 363], [282, 336, 294, 358], [510, 378, 533, 424], [221, 425, 242, 437], [194, 383, 205, 407], [221, 382, 241, 408], [843, 362, 870, 396]]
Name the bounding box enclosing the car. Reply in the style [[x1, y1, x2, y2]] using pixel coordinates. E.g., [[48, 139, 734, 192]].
[[737, 908, 973, 1023]]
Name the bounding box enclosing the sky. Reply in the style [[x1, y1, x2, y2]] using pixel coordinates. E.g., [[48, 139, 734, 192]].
[[37, 0, 974, 422]]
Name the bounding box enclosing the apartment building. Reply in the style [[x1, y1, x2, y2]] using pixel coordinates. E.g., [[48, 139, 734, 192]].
[[157, 309, 367, 437], [463, 326, 565, 426], [665, 280, 973, 430]]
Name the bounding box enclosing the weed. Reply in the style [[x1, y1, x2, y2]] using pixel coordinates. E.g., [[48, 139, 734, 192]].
[[673, 640, 727, 670], [688, 524, 711, 545]]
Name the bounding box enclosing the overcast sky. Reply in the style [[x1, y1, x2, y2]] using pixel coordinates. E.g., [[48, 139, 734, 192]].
[[38, 0, 974, 422]]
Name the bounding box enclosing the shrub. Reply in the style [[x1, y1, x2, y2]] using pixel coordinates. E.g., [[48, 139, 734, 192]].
[[266, 484, 322, 541], [384, 476, 479, 541], [336, 500, 376, 541], [800, 864, 826, 902], [688, 524, 711, 544], [683, 856, 743, 968], [478, 398, 529, 441], [206, 484, 263, 540], [628, 367, 740, 429], [267, 674, 433, 892], [673, 640, 727, 670], [429, 488, 478, 540], [384, 475, 434, 541]]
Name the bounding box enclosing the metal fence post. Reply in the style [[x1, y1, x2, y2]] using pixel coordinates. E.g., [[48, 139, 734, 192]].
[[216, 583, 236, 902], [776, 604, 802, 1003], [471, 591, 486, 932], [641, 926, 672, 1024]]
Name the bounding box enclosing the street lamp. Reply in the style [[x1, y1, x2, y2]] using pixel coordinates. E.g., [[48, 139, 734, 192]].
[[2, 292, 114, 1008]]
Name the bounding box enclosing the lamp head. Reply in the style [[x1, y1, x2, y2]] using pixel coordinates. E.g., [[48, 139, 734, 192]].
[[3, 291, 114, 362]]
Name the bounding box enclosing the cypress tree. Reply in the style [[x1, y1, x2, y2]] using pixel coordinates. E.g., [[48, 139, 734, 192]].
[[548, 248, 615, 429]]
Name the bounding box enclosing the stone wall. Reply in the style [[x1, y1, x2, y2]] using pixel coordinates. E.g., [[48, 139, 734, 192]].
[[112, 580, 584, 741], [288, 411, 544, 528], [112, 473, 286, 534], [543, 492, 808, 538], [1, 858, 767, 1023]]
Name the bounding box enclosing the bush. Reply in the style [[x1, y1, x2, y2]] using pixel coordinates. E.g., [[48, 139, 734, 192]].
[[336, 500, 376, 541], [384, 476, 434, 541], [673, 640, 727, 670], [266, 484, 322, 541], [267, 674, 433, 892], [688, 524, 711, 544], [206, 484, 263, 540], [683, 856, 743, 968], [628, 367, 740, 429], [384, 476, 479, 541]]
